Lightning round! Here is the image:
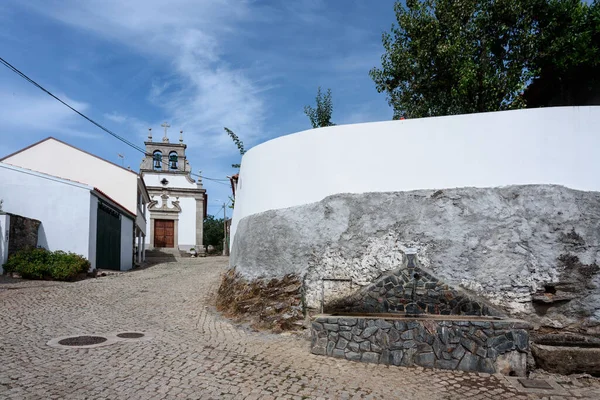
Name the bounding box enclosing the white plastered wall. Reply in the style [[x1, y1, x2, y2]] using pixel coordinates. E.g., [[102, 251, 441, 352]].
[[0, 213, 9, 273], [0, 163, 92, 263], [177, 197, 197, 247], [231, 106, 600, 243], [120, 216, 134, 271], [3, 138, 138, 214]]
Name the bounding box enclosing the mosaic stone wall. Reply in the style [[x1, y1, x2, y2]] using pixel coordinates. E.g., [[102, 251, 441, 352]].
[[311, 316, 531, 375], [326, 256, 504, 317]]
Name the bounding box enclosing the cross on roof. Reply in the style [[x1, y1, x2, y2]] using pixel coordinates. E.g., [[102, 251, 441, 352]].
[[161, 122, 171, 138]]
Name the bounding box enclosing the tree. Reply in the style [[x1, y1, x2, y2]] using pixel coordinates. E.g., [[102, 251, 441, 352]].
[[225, 127, 246, 169], [203, 215, 224, 252], [370, 0, 540, 119], [523, 0, 600, 107], [304, 87, 335, 128]]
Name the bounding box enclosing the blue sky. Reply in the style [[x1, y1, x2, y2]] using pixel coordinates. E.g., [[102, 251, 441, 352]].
[[0, 0, 397, 216]]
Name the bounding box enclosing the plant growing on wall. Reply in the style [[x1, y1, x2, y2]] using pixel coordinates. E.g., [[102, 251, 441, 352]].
[[304, 87, 335, 128], [225, 127, 246, 169]]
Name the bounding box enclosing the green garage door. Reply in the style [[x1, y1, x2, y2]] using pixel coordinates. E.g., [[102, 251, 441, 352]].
[[96, 201, 121, 270]]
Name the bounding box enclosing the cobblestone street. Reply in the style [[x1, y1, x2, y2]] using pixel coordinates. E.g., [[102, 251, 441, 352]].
[[1, 257, 599, 399]]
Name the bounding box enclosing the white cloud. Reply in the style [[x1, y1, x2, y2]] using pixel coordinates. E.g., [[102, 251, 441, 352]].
[[0, 88, 100, 139], [20, 0, 266, 154]]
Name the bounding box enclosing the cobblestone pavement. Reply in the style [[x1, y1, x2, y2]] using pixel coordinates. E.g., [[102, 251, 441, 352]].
[[1, 257, 599, 399]]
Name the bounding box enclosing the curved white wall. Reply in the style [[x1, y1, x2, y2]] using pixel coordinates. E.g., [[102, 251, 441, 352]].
[[231, 106, 600, 243]]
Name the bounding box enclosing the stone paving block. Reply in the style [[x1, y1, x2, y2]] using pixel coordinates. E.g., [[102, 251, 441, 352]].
[[1, 257, 598, 399]]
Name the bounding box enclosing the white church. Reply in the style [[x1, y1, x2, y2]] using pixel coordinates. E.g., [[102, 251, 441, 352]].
[[140, 123, 207, 254]]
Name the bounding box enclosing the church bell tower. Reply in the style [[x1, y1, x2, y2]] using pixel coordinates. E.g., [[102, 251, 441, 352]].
[[140, 123, 206, 254]]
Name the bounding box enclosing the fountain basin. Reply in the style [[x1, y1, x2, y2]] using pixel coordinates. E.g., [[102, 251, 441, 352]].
[[311, 314, 532, 376]]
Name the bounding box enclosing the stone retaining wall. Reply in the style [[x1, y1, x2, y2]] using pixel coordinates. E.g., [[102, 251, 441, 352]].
[[8, 213, 40, 257], [326, 259, 504, 317], [311, 316, 531, 376]]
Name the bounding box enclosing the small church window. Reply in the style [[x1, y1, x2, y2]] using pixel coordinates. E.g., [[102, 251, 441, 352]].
[[153, 151, 162, 170], [169, 152, 178, 170]]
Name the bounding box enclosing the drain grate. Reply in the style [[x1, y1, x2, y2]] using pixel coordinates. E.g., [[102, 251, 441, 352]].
[[116, 332, 145, 339], [57, 336, 107, 346]]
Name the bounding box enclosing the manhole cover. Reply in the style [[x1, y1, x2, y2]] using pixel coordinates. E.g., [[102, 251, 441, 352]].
[[57, 335, 107, 346], [116, 332, 145, 339], [517, 379, 554, 390]]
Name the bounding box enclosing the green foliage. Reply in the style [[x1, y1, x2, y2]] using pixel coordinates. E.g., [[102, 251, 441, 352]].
[[304, 87, 335, 128], [225, 127, 246, 169], [3, 248, 90, 281], [524, 0, 600, 106], [49, 251, 91, 280], [203, 215, 225, 252], [370, 0, 541, 118], [371, 0, 600, 118]]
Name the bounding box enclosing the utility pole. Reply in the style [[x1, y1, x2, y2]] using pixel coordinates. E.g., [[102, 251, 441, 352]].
[[223, 202, 228, 256]]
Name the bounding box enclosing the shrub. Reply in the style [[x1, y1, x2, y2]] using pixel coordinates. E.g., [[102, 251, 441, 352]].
[[49, 251, 90, 280], [3, 248, 90, 281]]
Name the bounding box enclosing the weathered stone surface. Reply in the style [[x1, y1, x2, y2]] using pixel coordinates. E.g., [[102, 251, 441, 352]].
[[376, 319, 393, 329], [327, 341, 335, 356], [436, 359, 459, 370], [336, 338, 348, 350], [362, 326, 378, 338], [496, 351, 527, 377], [414, 352, 435, 368], [531, 343, 600, 376], [346, 351, 361, 361], [359, 341, 370, 352], [340, 318, 357, 326], [324, 323, 339, 332], [451, 345, 465, 360], [457, 353, 480, 372], [391, 350, 403, 365], [231, 186, 600, 333], [332, 349, 346, 359], [7, 214, 40, 258], [401, 330, 414, 340], [348, 341, 360, 352], [513, 330, 529, 352], [361, 352, 380, 364], [311, 316, 531, 376]]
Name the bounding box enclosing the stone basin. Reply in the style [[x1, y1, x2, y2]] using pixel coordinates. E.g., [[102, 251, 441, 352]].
[[531, 335, 600, 376], [311, 314, 532, 376]]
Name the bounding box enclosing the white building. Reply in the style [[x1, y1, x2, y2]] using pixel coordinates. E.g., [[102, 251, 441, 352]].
[[139, 126, 206, 252], [0, 163, 136, 271], [0, 137, 150, 269]]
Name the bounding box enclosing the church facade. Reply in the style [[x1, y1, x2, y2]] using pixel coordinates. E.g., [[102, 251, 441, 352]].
[[140, 124, 206, 253]]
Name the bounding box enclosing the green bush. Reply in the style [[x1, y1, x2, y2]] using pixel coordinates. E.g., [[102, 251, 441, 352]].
[[3, 248, 90, 281]]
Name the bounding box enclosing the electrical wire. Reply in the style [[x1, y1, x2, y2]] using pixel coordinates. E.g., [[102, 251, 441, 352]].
[[0, 56, 232, 185]]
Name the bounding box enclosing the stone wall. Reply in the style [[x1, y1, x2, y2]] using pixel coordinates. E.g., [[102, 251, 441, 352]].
[[326, 256, 504, 317], [8, 213, 40, 257], [230, 185, 600, 335], [311, 316, 531, 376]]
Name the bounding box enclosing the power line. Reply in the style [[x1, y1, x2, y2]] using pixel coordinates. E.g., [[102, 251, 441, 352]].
[[0, 56, 232, 185]]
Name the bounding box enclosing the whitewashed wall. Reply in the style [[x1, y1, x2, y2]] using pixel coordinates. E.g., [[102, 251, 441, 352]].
[[0, 213, 9, 273], [143, 174, 197, 189], [0, 163, 92, 264], [178, 197, 197, 247], [88, 196, 98, 270], [231, 106, 600, 243], [3, 138, 139, 214], [120, 216, 134, 270]]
